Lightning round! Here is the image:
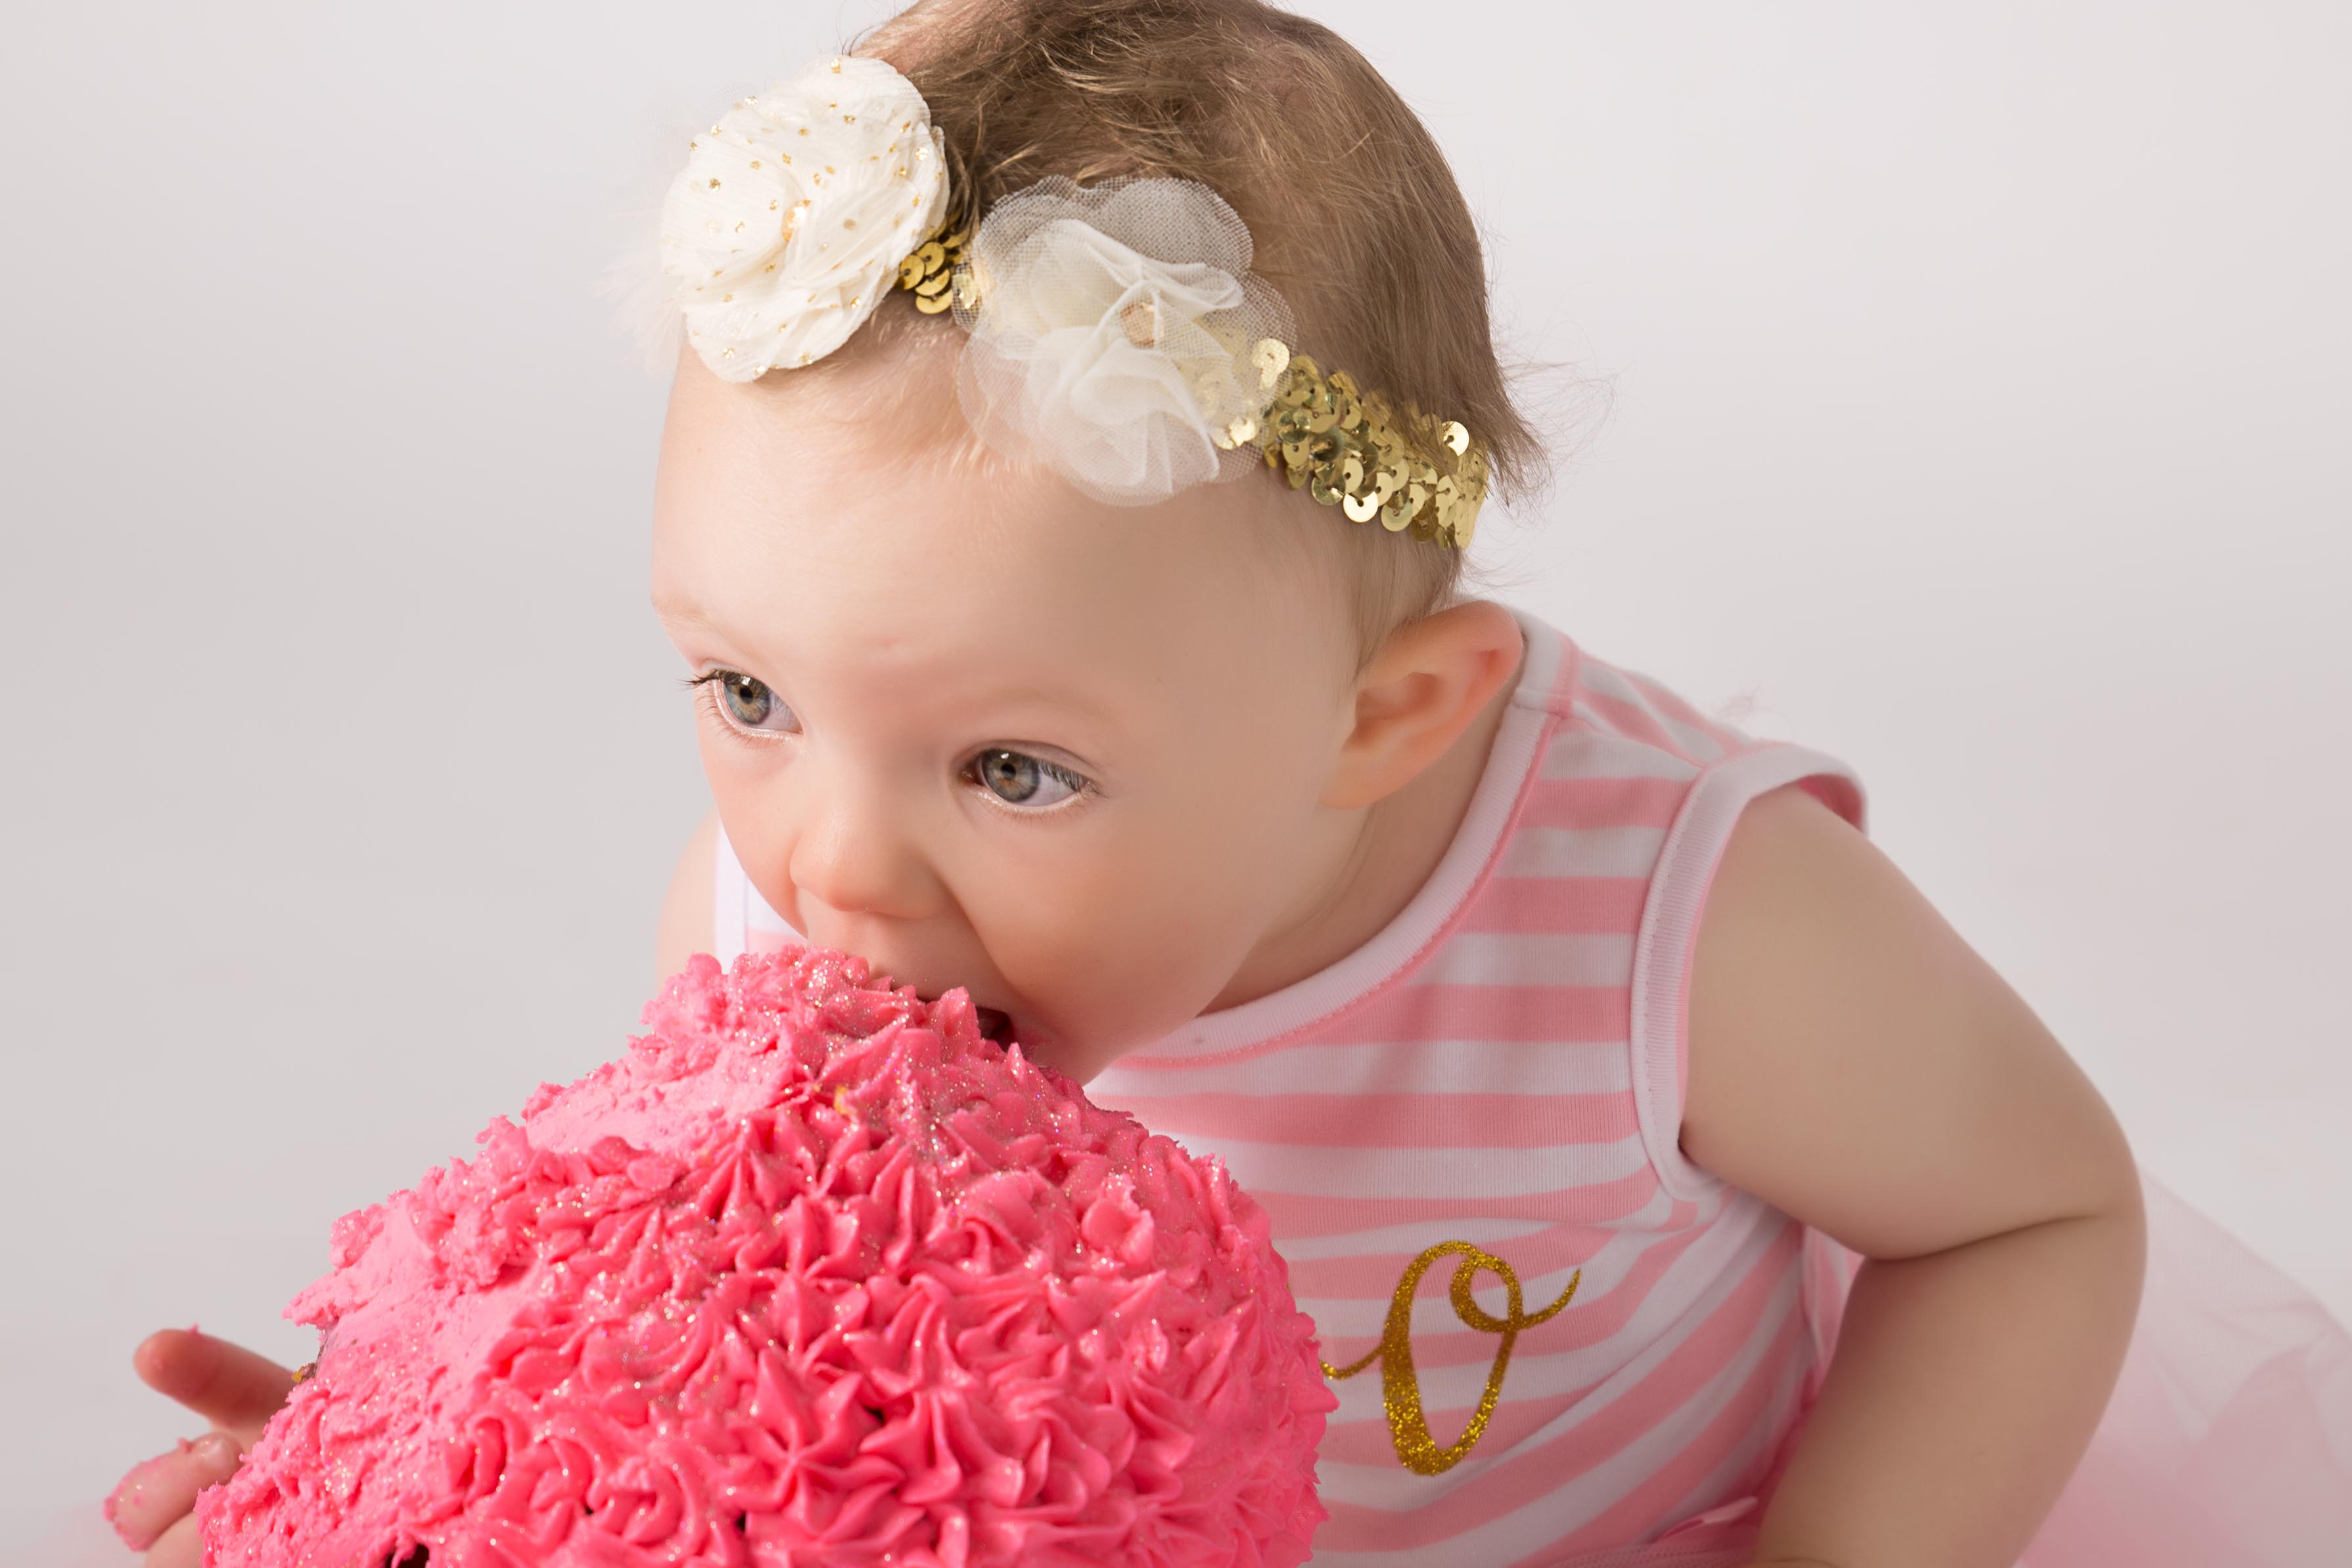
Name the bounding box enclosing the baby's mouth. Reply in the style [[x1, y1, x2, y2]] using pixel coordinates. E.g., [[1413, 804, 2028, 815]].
[[975, 1005, 1015, 1046]]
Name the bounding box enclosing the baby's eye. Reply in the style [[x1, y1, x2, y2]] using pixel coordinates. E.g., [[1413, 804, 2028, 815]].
[[970, 748, 1088, 808], [695, 669, 800, 734]]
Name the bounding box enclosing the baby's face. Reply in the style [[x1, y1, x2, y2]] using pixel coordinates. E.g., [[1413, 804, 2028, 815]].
[[653, 345, 1365, 1080]]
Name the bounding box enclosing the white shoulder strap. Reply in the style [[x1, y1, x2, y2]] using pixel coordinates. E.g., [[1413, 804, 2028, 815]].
[[1629, 744, 1868, 1201], [710, 823, 800, 963], [710, 822, 749, 964]]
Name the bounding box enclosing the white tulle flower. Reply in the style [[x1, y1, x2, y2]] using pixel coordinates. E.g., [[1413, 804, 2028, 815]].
[[952, 177, 1296, 505], [660, 57, 948, 381]]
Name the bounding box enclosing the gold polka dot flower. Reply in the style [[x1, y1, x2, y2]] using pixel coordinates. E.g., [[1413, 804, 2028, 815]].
[[660, 56, 948, 380]]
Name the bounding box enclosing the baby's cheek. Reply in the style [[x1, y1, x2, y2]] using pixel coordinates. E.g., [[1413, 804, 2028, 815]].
[[974, 862, 1238, 1054]]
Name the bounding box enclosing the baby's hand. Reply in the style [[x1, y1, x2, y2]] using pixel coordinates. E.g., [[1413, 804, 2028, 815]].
[[106, 1329, 296, 1567]]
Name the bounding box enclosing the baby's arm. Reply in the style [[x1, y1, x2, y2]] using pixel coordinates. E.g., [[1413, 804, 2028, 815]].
[[655, 809, 719, 983], [1684, 785, 2145, 1568]]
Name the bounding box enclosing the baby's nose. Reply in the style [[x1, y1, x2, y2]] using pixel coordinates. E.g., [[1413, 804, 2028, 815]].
[[786, 791, 942, 923]]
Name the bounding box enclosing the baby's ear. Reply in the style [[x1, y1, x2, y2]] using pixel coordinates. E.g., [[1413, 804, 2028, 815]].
[[1322, 600, 1522, 810]]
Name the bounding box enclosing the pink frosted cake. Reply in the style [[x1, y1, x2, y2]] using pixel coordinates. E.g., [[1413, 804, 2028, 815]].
[[198, 948, 1331, 1567]]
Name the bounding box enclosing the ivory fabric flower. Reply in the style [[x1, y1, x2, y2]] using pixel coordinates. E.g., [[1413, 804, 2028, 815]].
[[660, 56, 948, 380], [952, 177, 1296, 505]]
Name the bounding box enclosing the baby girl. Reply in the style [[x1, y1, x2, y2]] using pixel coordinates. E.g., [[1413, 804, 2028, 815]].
[[107, 2, 2350, 1565]]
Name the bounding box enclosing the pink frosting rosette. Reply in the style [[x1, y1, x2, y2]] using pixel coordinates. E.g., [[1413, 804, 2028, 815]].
[[198, 947, 1332, 1567]]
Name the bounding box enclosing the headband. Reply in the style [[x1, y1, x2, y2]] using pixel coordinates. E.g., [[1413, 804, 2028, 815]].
[[659, 55, 1486, 547]]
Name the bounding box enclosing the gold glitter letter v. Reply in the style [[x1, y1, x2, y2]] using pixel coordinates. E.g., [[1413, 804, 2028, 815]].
[[1322, 1241, 1580, 1476]]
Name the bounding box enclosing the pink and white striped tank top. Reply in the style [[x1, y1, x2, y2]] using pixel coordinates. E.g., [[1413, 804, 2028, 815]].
[[710, 610, 1868, 1567]]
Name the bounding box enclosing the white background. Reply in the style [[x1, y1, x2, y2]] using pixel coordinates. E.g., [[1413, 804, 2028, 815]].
[[3, 0, 2346, 1551]]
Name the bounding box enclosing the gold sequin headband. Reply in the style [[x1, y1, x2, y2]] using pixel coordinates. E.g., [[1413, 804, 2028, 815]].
[[894, 222, 1487, 547], [1247, 347, 1485, 549]]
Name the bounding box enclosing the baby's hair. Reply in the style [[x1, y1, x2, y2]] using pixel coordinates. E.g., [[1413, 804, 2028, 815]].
[[859, 0, 1543, 653]]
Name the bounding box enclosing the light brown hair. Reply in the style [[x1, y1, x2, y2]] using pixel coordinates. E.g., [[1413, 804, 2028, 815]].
[[859, 0, 1543, 649]]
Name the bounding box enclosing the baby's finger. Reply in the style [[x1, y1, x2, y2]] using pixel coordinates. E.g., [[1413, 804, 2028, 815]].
[[141, 1509, 205, 1568], [132, 1328, 294, 1431], [104, 1431, 241, 1551]]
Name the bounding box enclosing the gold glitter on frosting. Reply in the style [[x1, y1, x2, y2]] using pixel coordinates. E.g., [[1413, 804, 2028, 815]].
[[1322, 1241, 1579, 1476]]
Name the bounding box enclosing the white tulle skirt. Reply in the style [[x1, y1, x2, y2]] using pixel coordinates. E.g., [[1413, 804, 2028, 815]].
[[2010, 1176, 2352, 1565], [1547, 1174, 2352, 1568]]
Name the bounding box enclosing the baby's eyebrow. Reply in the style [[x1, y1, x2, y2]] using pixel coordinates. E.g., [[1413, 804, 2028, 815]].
[[649, 592, 714, 628], [954, 680, 1128, 726], [652, 594, 758, 647]]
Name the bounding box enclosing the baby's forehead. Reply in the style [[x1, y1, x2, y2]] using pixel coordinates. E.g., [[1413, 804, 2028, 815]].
[[661, 363, 1347, 664]]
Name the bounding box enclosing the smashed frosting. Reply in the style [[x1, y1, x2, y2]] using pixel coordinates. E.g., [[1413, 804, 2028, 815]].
[[198, 947, 1331, 1567]]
